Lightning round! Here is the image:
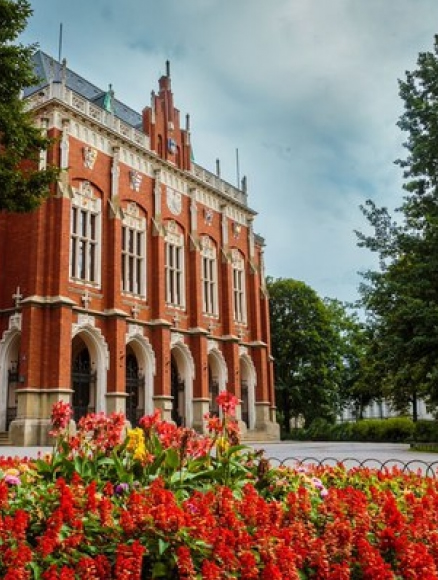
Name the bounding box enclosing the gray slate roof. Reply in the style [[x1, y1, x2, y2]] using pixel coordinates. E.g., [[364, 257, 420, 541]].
[[25, 51, 143, 129]]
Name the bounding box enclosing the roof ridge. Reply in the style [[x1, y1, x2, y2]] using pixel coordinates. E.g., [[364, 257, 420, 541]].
[[29, 50, 143, 128]]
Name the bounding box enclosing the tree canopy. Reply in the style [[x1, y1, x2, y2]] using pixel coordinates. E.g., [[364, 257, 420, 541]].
[[267, 278, 344, 431], [0, 0, 58, 212], [357, 34, 438, 419]]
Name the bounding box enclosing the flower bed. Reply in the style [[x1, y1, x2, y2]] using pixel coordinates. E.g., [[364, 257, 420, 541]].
[[1, 395, 438, 579]]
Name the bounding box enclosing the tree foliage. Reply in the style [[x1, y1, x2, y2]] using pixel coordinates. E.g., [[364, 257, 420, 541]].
[[357, 35, 438, 419], [267, 278, 344, 431], [0, 0, 58, 212], [323, 298, 373, 419]]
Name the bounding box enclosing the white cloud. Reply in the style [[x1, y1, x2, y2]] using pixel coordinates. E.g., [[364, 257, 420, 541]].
[[23, 0, 438, 304]]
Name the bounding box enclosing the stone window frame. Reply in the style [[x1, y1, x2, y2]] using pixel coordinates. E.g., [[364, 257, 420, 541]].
[[121, 202, 147, 297], [200, 235, 218, 317], [231, 249, 247, 324], [165, 221, 185, 308], [70, 182, 102, 286]]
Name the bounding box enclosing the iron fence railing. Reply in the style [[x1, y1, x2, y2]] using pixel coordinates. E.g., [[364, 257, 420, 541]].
[[266, 456, 438, 478]]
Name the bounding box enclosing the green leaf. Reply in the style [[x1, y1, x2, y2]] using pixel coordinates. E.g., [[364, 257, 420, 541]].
[[152, 562, 171, 577], [158, 538, 169, 555], [165, 448, 179, 469], [28, 561, 42, 580]]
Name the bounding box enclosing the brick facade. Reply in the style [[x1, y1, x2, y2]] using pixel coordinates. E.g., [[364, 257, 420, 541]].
[[0, 52, 279, 445]]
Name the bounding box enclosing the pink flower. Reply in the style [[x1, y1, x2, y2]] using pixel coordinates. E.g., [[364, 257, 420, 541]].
[[4, 474, 20, 486]]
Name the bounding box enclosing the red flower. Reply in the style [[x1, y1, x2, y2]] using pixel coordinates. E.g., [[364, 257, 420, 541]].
[[201, 560, 223, 579], [216, 391, 239, 416], [50, 401, 73, 435], [114, 540, 145, 579], [176, 545, 196, 578]]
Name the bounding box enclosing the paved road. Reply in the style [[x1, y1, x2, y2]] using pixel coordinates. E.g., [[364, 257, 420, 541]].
[[247, 441, 438, 474], [2, 441, 438, 475]]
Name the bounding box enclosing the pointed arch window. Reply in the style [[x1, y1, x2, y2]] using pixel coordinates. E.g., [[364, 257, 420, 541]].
[[70, 182, 102, 285], [200, 236, 218, 316], [121, 202, 146, 297], [165, 221, 185, 308], [231, 249, 247, 323]]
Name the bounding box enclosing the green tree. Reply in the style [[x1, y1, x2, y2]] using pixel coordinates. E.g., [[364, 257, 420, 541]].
[[323, 298, 372, 420], [267, 277, 342, 432], [357, 35, 438, 419], [0, 0, 58, 212]]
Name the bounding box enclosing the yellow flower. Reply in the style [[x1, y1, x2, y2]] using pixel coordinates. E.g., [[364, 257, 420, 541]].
[[4, 468, 20, 477], [126, 428, 145, 453], [216, 436, 229, 455]]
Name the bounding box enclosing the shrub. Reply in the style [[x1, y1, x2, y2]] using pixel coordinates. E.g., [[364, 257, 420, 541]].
[[346, 417, 413, 442], [414, 420, 438, 443], [283, 417, 415, 442]]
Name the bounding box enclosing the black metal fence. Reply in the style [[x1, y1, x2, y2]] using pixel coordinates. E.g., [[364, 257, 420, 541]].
[[267, 456, 438, 478]]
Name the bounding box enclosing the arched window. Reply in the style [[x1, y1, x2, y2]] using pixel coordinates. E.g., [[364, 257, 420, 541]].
[[200, 236, 218, 316], [231, 249, 247, 323], [70, 182, 102, 285], [121, 202, 146, 297], [165, 221, 185, 308]]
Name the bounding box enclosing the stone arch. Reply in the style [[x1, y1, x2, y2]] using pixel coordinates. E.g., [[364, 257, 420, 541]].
[[125, 331, 156, 417], [239, 351, 257, 430], [0, 324, 21, 431], [170, 333, 194, 427], [72, 319, 109, 415], [207, 342, 228, 415]]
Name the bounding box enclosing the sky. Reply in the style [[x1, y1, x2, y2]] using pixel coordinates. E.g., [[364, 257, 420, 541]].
[[20, 0, 438, 306]]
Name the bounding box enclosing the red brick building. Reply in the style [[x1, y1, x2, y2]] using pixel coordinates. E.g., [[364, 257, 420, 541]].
[[0, 52, 279, 445]]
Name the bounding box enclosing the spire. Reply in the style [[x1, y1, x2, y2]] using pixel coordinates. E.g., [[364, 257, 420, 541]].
[[166, 60, 170, 77]]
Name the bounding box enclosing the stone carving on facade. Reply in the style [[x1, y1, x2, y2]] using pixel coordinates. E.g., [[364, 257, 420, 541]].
[[166, 186, 182, 215], [239, 345, 248, 357], [204, 208, 213, 226], [60, 119, 70, 169], [231, 248, 242, 265], [83, 146, 98, 169], [76, 313, 95, 328], [80, 180, 93, 198], [200, 235, 215, 259], [153, 169, 162, 217], [170, 332, 184, 347], [130, 170, 142, 192], [8, 314, 22, 332], [111, 147, 120, 199], [127, 323, 143, 337], [232, 222, 241, 239]]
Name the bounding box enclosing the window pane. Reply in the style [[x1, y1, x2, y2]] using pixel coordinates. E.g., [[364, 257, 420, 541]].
[[89, 243, 95, 282], [81, 210, 87, 237], [90, 214, 96, 239]]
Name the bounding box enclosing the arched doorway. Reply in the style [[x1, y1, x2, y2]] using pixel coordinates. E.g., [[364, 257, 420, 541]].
[[240, 355, 256, 430], [6, 359, 19, 430], [71, 338, 96, 422], [208, 366, 219, 416], [207, 346, 228, 419], [241, 380, 249, 426], [171, 356, 184, 426], [125, 348, 144, 426]]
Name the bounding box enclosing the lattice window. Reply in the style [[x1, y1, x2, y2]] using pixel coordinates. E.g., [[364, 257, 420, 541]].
[[121, 203, 146, 296], [70, 182, 101, 285], [165, 221, 185, 308], [201, 236, 218, 316], [232, 249, 247, 323]]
